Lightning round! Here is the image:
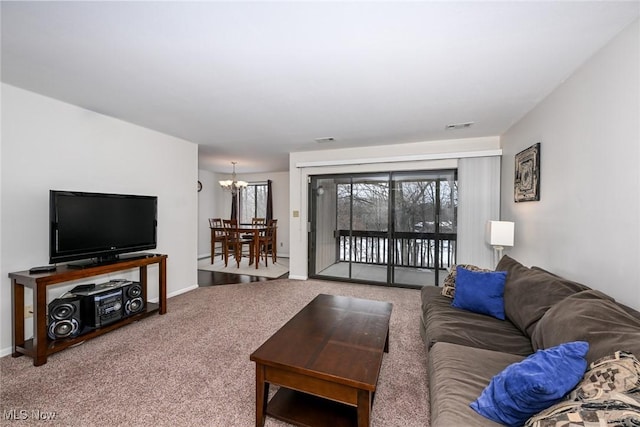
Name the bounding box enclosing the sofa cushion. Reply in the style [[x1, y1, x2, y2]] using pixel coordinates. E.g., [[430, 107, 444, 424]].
[[531, 290, 640, 365], [421, 286, 533, 356], [470, 341, 589, 427], [428, 342, 525, 427], [451, 267, 507, 320], [441, 264, 491, 298], [530, 266, 592, 293], [497, 256, 591, 337]]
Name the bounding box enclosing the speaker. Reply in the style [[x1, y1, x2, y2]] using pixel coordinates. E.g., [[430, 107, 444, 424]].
[[48, 295, 82, 340], [122, 282, 144, 316]]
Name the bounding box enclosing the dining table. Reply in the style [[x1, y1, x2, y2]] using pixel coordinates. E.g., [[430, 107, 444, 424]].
[[210, 223, 276, 269]]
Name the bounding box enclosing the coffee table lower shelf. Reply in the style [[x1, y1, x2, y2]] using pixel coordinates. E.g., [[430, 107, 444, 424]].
[[267, 388, 358, 427]]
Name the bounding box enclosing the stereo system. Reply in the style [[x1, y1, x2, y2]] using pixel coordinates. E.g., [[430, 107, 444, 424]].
[[81, 288, 124, 328], [47, 280, 145, 340]]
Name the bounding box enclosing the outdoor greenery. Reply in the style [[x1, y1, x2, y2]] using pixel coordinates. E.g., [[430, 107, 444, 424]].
[[240, 183, 267, 223], [336, 177, 457, 234]]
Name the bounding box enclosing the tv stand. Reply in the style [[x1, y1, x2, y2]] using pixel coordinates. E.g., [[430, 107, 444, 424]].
[[9, 254, 167, 366]]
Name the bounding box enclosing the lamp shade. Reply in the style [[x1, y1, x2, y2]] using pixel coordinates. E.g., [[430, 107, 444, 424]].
[[486, 221, 515, 247]]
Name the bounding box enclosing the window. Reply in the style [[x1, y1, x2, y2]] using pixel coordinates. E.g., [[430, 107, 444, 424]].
[[240, 183, 268, 223]]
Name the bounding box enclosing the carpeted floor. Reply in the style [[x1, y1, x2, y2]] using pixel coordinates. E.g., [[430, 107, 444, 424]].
[[0, 279, 429, 427]]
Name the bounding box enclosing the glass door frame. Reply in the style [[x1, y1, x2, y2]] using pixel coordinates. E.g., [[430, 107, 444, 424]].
[[308, 169, 457, 288]]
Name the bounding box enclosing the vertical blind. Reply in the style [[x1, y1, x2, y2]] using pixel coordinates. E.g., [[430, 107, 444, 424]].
[[456, 156, 501, 269]]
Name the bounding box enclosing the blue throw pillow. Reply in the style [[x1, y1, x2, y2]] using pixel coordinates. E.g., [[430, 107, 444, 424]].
[[471, 341, 589, 427], [451, 266, 507, 320]]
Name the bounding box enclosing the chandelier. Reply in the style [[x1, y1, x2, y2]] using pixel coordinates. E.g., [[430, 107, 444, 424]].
[[219, 161, 248, 195]]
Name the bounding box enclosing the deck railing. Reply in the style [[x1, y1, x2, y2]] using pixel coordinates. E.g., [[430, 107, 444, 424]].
[[337, 229, 456, 270]]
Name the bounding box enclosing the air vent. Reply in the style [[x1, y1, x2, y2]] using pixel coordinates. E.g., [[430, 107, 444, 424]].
[[314, 137, 335, 143], [445, 122, 474, 130]]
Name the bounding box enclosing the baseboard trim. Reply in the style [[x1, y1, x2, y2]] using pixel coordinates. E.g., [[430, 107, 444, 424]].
[[0, 346, 13, 358], [148, 284, 198, 303]]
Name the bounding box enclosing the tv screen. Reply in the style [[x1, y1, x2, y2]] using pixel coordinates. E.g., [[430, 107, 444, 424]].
[[50, 190, 157, 265]]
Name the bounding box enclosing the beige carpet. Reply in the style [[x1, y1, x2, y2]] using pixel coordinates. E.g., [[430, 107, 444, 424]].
[[0, 279, 429, 427], [198, 256, 289, 278]]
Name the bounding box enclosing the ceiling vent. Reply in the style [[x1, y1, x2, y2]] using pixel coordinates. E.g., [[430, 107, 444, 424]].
[[314, 137, 335, 143], [445, 122, 474, 130]]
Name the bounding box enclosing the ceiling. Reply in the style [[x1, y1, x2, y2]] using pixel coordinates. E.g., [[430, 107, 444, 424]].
[[2, 2, 638, 173]]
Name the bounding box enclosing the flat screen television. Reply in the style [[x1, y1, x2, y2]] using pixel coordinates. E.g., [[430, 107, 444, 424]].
[[50, 190, 157, 267]]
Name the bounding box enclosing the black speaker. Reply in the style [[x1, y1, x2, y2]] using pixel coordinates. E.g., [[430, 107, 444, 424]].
[[48, 295, 82, 340], [122, 282, 145, 316]]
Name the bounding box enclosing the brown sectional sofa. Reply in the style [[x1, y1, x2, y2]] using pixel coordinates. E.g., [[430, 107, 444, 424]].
[[420, 255, 640, 426]]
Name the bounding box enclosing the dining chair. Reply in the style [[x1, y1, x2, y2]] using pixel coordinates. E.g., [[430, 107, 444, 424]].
[[209, 218, 224, 262], [243, 217, 266, 241], [258, 219, 278, 266], [222, 219, 242, 268]]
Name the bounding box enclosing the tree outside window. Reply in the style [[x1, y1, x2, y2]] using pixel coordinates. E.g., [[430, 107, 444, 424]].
[[240, 183, 267, 223]]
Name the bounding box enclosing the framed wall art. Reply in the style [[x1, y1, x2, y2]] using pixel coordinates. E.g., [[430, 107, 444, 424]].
[[514, 142, 540, 202]]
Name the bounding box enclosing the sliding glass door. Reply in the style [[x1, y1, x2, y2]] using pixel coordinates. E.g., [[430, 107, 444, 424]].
[[390, 171, 457, 286], [309, 175, 389, 283], [308, 169, 457, 288]]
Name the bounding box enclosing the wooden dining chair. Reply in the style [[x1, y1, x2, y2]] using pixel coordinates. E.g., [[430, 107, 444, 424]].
[[209, 218, 224, 263], [258, 219, 278, 266], [222, 219, 241, 268], [243, 217, 266, 241]]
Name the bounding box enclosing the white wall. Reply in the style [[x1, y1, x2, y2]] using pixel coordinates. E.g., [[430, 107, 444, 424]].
[[289, 136, 501, 280], [197, 169, 221, 257], [1, 84, 199, 356], [501, 20, 640, 309], [197, 170, 290, 258]]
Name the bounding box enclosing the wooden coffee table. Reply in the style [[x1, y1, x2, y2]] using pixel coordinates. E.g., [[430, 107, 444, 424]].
[[250, 294, 392, 427]]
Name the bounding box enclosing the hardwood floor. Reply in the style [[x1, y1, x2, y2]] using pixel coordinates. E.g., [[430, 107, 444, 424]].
[[198, 269, 288, 286]]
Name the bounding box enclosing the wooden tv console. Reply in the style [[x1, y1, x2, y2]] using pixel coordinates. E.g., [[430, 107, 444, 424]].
[[8, 254, 167, 366]]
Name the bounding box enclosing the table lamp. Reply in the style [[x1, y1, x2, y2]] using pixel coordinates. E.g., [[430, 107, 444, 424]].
[[486, 221, 515, 267]]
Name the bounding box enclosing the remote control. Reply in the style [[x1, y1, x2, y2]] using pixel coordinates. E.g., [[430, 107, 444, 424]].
[[29, 265, 57, 274]]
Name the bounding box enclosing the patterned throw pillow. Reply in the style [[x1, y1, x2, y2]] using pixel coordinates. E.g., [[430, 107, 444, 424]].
[[441, 264, 491, 298], [525, 392, 640, 427], [570, 350, 640, 399], [525, 351, 640, 427]]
